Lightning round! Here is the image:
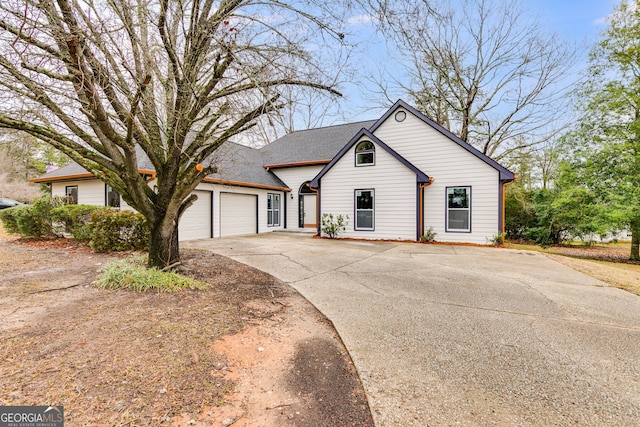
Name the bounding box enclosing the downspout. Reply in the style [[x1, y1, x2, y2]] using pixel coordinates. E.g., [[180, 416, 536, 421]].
[[418, 177, 434, 240], [501, 175, 518, 244]]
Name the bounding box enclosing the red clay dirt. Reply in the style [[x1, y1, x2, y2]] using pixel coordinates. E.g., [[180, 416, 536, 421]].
[[0, 234, 372, 426]]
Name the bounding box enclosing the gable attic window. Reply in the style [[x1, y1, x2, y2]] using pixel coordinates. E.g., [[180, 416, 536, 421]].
[[355, 141, 375, 166]]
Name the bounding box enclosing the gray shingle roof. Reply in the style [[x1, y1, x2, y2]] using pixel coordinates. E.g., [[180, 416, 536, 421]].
[[205, 142, 288, 188], [32, 142, 289, 189], [32, 120, 377, 186], [259, 120, 377, 166], [32, 162, 92, 181]]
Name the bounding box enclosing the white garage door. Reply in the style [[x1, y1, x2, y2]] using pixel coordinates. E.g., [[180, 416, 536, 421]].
[[220, 193, 258, 237], [178, 190, 212, 241]]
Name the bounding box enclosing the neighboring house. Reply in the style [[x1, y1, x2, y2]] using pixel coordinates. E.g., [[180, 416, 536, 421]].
[[31, 100, 515, 243]]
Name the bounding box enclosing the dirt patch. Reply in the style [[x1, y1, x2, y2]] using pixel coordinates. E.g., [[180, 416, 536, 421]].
[[0, 235, 373, 426]]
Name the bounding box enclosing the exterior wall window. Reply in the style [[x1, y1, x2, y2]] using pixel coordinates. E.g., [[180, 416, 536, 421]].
[[446, 186, 471, 232], [106, 185, 121, 208], [267, 193, 280, 226], [355, 141, 375, 166], [65, 185, 78, 204], [355, 189, 374, 230]]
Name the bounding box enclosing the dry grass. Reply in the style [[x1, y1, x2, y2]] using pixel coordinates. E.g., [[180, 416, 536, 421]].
[[507, 241, 640, 296]]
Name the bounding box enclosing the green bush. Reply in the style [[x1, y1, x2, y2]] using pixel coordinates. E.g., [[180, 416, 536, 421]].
[[0, 196, 67, 238], [0, 206, 21, 235], [51, 204, 104, 241], [90, 209, 149, 252], [420, 227, 437, 242], [321, 213, 348, 238], [94, 256, 208, 292]]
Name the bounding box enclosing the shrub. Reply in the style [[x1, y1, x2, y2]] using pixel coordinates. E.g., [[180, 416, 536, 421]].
[[0, 206, 21, 235], [90, 209, 149, 252], [94, 256, 208, 292], [488, 232, 505, 245], [0, 196, 67, 238], [51, 204, 104, 241], [420, 227, 437, 242], [321, 213, 348, 238]]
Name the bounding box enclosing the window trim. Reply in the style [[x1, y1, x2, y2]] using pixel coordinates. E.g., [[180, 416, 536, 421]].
[[354, 189, 375, 231], [65, 185, 78, 204], [105, 184, 121, 208], [267, 193, 281, 227], [445, 186, 471, 233], [355, 140, 375, 167]]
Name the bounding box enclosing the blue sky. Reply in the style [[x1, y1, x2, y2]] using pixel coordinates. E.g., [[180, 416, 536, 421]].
[[338, 0, 620, 123]]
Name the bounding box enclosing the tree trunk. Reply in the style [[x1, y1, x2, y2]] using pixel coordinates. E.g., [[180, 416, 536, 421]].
[[631, 219, 640, 261], [148, 217, 181, 269]]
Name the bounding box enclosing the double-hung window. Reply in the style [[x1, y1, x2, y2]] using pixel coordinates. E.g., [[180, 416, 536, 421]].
[[355, 189, 374, 230], [267, 193, 280, 226], [446, 186, 471, 232], [65, 185, 78, 204], [106, 185, 121, 208]]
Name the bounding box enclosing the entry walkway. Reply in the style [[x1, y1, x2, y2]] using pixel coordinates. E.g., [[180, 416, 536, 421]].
[[185, 233, 640, 426]]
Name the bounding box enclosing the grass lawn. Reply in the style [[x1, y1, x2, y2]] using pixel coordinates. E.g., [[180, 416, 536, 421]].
[[506, 241, 640, 296]]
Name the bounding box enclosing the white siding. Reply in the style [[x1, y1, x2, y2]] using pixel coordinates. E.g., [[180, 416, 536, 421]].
[[178, 190, 212, 241], [320, 136, 417, 240], [52, 179, 287, 239], [270, 165, 323, 229], [372, 108, 501, 244], [194, 183, 285, 237], [51, 179, 106, 205]]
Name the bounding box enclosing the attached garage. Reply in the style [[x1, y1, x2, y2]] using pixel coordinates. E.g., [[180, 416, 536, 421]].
[[220, 192, 258, 237], [178, 190, 213, 241]]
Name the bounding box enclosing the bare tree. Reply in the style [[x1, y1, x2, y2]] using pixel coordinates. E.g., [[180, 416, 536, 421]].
[[0, 0, 347, 268], [371, 0, 577, 160]]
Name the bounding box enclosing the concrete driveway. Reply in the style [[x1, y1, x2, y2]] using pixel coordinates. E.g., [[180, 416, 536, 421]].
[[185, 233, 640, 426]]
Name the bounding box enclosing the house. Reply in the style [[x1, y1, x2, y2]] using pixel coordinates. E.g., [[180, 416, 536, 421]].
[[31, 100, 515, 244]]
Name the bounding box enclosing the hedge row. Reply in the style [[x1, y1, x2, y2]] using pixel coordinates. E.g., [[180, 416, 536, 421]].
[[0, 196, 148, 252]]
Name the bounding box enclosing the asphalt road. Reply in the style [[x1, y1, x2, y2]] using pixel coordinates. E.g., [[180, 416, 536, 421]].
[[186, 233, 640, 426]]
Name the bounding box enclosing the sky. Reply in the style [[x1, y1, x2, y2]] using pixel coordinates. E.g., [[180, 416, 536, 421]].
[[337, 0, 621, 123]]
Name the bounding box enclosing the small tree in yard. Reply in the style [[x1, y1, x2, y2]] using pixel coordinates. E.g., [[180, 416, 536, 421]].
[[321, 213, 348, 238], [0, 0, 346, 268]]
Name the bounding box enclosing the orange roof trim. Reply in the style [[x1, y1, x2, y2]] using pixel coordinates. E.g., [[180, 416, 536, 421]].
[[30, 169, 158, 184], [30, 173, 94, 183]]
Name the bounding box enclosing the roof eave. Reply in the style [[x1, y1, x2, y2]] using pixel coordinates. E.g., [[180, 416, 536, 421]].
[[29, 173, 95, 183], [370, 99, 516, 179]]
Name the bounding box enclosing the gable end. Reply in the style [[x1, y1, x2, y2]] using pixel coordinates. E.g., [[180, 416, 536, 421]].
[[310, 128, 430, 188], [369, 100, 515, 181]]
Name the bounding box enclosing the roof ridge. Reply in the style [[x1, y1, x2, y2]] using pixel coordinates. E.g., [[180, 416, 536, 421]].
[[280, 119, 376, 134]]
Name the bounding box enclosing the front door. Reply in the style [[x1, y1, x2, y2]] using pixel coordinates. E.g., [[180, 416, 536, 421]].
[[298, 181, 317, 228]]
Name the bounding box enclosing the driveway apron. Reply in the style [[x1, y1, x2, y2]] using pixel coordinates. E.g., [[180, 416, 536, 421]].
[[185, 233, 640, 426]]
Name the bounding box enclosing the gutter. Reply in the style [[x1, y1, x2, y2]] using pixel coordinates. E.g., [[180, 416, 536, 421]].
[[418, 177, 435, 239]]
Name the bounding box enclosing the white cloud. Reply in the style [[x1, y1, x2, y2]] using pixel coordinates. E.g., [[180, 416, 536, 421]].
[[347, 14, 378, 26]]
